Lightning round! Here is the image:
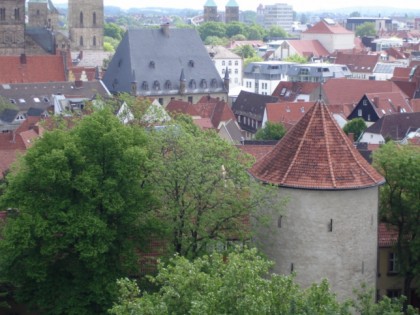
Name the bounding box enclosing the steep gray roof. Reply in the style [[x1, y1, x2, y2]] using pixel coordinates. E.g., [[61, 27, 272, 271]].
[[0, 109, 19, 123], [103, 28, 226, 96]]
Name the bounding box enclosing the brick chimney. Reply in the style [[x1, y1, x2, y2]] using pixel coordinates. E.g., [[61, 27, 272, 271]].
[[161, 23, 170, 37], [373, 96, 379, 107], [75, 80, 83, 88], [20, 53, 27, 64]]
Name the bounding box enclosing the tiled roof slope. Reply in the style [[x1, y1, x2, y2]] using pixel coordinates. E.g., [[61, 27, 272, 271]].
[[289, 40, 329, 58], [272, 81, 319, 102], [364, 92, 413, 117], [0, 55, 66, 84], [365, 112, 420, 141], [335, 52, 379, 73], [322, 79, 406, 105], [303, 20, 353, 35], [378, 223, 398, 247], [250, 101, 384, 190]]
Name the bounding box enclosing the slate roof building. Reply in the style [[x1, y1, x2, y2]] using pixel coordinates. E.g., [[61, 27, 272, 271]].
[[250, 100, 384, 301], [103, 26, 228, 107]]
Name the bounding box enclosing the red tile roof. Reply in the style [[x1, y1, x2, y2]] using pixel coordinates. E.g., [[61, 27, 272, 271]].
[[304, 20, 353, 35], [196, 97, 236, 129], [322, 79, 407, 105], [378, 223, 398, 247], [166, 100, 200, 117], [0, 55, 66, 84], [335, 52, 379, 74], [364, 92, 413, 117], [272, 81, 319, 102], [250, 101, 384, 190], [288, 40, 329, 58], [411, 99, 420, 112], [392, 67, 411, 81], [265, 101, 314, 129]]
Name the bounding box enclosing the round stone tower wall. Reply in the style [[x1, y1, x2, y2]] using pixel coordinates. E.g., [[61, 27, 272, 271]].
[[257, 186, 379, 301]]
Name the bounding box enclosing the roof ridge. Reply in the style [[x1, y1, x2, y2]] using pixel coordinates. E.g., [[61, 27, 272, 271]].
[[280, 103, 317, 185], [321, 104, 337, 188]]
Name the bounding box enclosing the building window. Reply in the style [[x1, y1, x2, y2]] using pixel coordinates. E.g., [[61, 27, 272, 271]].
[[189, 80, 196, 89], [93, 12, 97, 26], [164, 80, 172, 90], [153, 80, 160, 90], [388, 253, 399, 274], [358, 109, 362, 117], [222, 61, 225, 66], [363, 99, 367, 106], [235, 69, 238, 74], [235, 60, 238, 66], [79, 36, 84, 46], [14, 8, 20, 20], [386, 289, 401, 299], [222, 69, 225, 74], [80, 11, 84, 26], [228, 60, 232, 66], [0, 8, 5, 21], [93, 36, 97, 46]]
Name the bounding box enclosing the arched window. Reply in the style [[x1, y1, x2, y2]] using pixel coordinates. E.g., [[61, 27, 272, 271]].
[[189, 80, 196, 89], [79, 12, 83, 26], [210, 78, 218, 88], [153, 80, 160, 90], [164, 80, 172, 90], [79, 36, 84, 46], [14, 8, 20, 20], [142, 81, 149, 91], [93, 36, 96, 46], [200, 79, 207, 88], [93, 12, 96, 26]]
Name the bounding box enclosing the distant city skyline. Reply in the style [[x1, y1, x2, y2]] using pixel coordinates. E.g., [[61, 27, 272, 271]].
[[52, 0, 420, 13]]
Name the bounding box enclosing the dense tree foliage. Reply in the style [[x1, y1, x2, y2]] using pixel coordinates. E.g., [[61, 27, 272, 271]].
[[110, 248, 416, 315], [146, 119, 280, 259], [373, 143, 420, 309], [104, 22, 125, 41], [233, 44, 257, 59], [268, 25, 289, 39], [343, 118, 367, 141], [255, 121, 287, 141], [284, 54, 308, 64], [355, 22, 377, 37], [0, 109, 158, 314]]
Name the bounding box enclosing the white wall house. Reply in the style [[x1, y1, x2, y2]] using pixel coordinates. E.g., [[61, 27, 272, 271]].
[[206, 45, 243, 87]]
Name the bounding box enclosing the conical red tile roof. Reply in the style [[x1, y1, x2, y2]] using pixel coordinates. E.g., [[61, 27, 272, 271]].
[[250, 100, 384, 190]]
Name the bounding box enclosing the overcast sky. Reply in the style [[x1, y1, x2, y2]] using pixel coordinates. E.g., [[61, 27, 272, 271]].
[[52, 0, 419, 12]]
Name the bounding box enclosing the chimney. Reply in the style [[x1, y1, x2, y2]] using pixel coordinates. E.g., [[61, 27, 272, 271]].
[[348, 132, 355, 142], [161, 23, 170, 37], [75, 80, 83, 88], [397, 105, 401, 113], [373, 96, 379, 107], [20, 53, 27, 64]]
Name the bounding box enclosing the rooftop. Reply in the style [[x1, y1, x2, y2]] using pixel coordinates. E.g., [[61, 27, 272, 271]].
[[250, 100, 384, 190]]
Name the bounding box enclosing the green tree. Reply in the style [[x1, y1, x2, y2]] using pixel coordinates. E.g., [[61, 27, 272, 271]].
[[231, 34, 247, 41], [255, 121, 287, 141], [373, 143, 420, 310], [198, 22, 227, 41], [233, 44, 256, 58], [355, 22, 377, 37], [204, 35, 229, 46], [284, 54, 308, 63], [0, 96, 17, 113], [268, 25, 288, 38], [0, 109, 158, 315], [343, 118, 367, 141], [110, 248, 415, 315], [246, 23, 266, 40], [350, 11, 361, 17], [104, 22, 125, 41], [225, 21, 247, 38], [146, 119, 280, 259], [244, 55, 264, 68]]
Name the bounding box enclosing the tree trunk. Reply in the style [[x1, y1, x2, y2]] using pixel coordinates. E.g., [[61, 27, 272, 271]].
[[402, 275, 413, 314]]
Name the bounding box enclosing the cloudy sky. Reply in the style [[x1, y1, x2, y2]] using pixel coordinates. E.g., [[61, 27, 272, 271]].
[[52, 0, 419, 12]]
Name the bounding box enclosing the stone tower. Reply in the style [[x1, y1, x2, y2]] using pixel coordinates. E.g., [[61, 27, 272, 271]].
[[250, 100, 384, 301], [0, 0, 25, 55], [203, 0, 218, 22], [28, 0, 60, 30], [68, 0, 103, 50], [225, 0, 239, 23]]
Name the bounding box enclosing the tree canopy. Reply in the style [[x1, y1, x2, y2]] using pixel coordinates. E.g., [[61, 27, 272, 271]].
[[373, 143, 420, 309], [255, 121, 287, 141], [0, 109, 158, 315], [146, 119, 280, 259], [355, 22, 377, 37], [110, 248, 415, 315], [343, 118, 367, 141]]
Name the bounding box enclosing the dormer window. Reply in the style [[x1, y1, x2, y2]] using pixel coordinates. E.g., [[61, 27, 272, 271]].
[[164, 80, 172, 90], [149, 61, 155, 68], [189, 79, 196, 89], [153, 80, 160, 91], [200, 79, 207, 88], [189, 60, 195, 67], [210, 78, 218, 88], [142, 81, 149, 91]]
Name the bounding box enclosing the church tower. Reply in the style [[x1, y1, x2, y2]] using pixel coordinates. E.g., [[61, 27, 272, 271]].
[[203, 0, 218, 22], [0, 0, 25, 55], [225, 0, 239, 23], [68, 0, 103, 51]]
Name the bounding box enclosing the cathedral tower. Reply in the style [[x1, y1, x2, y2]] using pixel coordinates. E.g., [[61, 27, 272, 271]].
[[0, 0, 25, 55], [68, 0, 103, 51]]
